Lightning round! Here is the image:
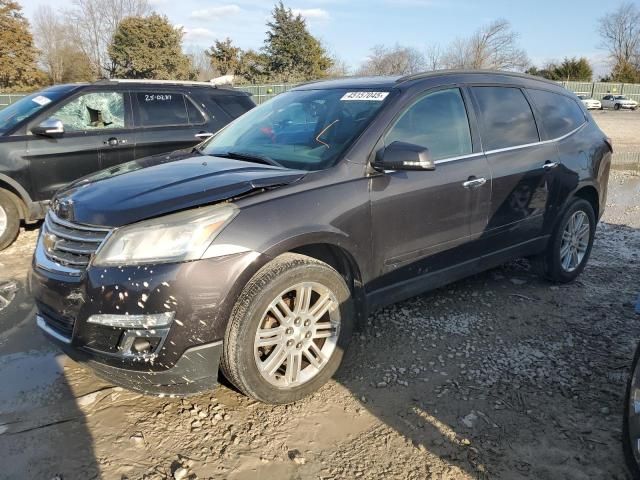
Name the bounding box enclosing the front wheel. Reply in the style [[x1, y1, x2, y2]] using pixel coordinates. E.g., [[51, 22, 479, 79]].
[[533, 198, 596, 283], [0, 191, 20, 251], [615, 103, 621, 110], [220, 253, 354, 404]]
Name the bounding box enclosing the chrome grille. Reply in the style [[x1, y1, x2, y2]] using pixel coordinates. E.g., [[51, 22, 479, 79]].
[[39, 211, 112, 274]]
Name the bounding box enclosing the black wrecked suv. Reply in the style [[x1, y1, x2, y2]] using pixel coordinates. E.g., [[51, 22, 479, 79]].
[[31, 71, 612, 404], [0, 79, 254, 250]]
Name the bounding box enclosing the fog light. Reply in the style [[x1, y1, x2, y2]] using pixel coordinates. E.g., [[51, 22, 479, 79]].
[[87, 312, 175, 329], [119, 329, 167, 357]]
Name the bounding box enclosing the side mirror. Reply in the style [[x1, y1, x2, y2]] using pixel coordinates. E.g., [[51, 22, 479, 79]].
[[31, 118, 64, 137], [373, 141, 435, 172]]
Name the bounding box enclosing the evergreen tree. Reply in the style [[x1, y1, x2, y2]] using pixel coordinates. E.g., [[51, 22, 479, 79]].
[[108, 14, 196, 80], [0, 0, 46, 91], [263, 2, 332, 82]]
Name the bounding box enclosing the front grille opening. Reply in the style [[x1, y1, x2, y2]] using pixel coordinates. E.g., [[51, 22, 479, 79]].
[[41, 212, 111, 273]]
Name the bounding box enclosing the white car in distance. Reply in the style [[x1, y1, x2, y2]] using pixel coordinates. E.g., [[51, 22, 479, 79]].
[[601, 94, 638, 111], [576, 94, 602, 110]]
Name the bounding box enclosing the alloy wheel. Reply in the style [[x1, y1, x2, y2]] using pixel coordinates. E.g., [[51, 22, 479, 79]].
[[559, 210, 590, 272], [0, 205, 7, 237], [254, 282, 340, 388]]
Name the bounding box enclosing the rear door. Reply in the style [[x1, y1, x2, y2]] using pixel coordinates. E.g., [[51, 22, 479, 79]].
[[469, 85, 559, 250], [26, 89, 132, 200], [132, 90, 209, 159], [526, 88, 588, 219]]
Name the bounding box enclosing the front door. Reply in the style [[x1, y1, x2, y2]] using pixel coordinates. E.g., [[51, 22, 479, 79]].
[[27, 90, 132, 200], [369, 87, 491, 291], [469, 86, 558, 250]]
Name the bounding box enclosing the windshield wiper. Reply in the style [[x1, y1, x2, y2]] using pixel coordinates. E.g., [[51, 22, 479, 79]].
[[221, 151, 285, 168]]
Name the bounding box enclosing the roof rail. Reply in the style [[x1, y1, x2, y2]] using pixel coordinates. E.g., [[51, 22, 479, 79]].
[[396, 69, 560, 87], [95, 78, 218, 87]]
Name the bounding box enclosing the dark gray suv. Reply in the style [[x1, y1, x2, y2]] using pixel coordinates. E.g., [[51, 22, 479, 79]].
[[31, 71, 612, 404]]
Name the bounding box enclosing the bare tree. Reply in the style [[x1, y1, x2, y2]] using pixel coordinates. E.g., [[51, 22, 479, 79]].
[[64, 0, 151, 77], [326, 55, 350, 78], [186, 47, 217, 82], [598, 2, 640, 69], [357, 44, 425, 76], [425, 44, 443, 71], [443, 19, 529, 71], [33, 6, 66, 83]]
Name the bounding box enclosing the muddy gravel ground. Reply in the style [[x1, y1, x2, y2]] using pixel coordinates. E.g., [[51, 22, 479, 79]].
[[0, 131, 639, 478]]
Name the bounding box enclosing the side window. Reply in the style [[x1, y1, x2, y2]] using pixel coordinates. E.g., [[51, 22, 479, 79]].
[[185, 97, 206, 124], [385, 88, 472, 161], [527, 89, 586, 139], [214, 95, 255, 118], [472, 86, 539, 150], [136, 92, 188, 127], [52, 92, 125, 131]]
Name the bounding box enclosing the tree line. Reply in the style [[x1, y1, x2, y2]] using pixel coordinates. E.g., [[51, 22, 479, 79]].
[[1, 0, 639, 92]]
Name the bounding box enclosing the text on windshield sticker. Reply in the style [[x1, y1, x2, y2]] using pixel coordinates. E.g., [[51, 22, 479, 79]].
[[340, 91, 389, 101]]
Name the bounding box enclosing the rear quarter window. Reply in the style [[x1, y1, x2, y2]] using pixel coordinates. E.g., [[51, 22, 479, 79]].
[[214, 95, 255, 118], [471, 86, 539, 151], [527, 89, 586, 139]]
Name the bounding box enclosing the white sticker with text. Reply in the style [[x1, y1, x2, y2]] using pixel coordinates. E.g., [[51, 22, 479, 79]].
[[31, 95, 52, 106], [340, 91, 389, 101]]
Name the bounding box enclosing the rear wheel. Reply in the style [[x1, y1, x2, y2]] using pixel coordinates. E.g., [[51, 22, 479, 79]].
[[0, 190, 20, 251], [533, 198, 595, 283], [220, 253, 354, 404], [614, 103, 621, 110]]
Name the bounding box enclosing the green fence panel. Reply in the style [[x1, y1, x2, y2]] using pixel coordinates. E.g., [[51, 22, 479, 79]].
[[0, 93, 27, 110], [235, 83, 296, 104]]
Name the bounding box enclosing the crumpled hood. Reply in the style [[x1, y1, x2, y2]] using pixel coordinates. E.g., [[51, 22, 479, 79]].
[[54, 150, 306, 227]]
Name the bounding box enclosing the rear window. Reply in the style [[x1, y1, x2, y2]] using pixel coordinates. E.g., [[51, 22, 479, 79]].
[[527, 89, 586, 139], [214, 95, 255, 118], [472, 86, 539, 151], [135, 92, 189, 127]]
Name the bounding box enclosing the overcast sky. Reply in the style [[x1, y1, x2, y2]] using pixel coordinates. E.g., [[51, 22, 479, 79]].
[[16, 0, 616, 77]]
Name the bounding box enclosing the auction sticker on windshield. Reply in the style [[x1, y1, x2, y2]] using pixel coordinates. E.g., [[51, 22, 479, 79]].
[[31, 95, 52, 106], [341, 91, 389, 101]]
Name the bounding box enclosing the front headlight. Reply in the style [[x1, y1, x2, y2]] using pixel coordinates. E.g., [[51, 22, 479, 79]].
[[93, 204, 238, 267]]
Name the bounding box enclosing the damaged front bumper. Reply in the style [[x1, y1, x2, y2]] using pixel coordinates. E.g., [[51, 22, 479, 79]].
[[30, 243, 265, 395]]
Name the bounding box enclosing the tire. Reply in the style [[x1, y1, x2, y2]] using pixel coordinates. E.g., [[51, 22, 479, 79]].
[[220, 253, 354, 404], [615, 103, 621, 110], [624, 340, 640, 479], [0, 190, 20, 251], [533, 198, 596, 283]]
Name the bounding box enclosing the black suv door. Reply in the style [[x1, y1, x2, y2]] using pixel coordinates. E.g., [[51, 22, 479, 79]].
[[132, 91, 212, 158], [26, 89, 135, 201]]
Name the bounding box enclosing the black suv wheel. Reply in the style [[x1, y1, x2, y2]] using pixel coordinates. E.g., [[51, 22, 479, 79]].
[[0, 190, 20, 251]]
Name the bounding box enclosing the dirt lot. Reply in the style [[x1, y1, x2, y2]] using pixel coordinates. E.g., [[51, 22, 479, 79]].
[[0, 113, 639, 480]]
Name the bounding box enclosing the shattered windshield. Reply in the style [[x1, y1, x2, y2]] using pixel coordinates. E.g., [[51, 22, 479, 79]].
[[0, 89, 69, 134], [201, 88, 391, 171]]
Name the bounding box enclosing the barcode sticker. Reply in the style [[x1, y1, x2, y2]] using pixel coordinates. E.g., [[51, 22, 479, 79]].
[[340, 91, 389, 101]]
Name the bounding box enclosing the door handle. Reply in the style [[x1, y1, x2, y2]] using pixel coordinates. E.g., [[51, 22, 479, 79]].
[[104, 137, 119, 146], [462, 177, 487, 189], [195, 132, 214, 139], [542, 161, 559, 170]]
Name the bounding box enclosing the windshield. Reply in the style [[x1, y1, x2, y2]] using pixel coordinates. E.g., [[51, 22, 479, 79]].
[[0, 88, 69, 134], [201, 88, 391, 171]]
